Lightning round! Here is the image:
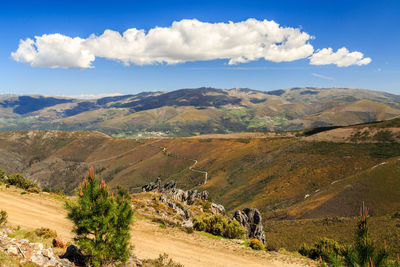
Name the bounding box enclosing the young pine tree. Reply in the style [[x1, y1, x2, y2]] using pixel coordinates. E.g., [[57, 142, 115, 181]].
[[344, 201, 389, 267], [66, 167, 134, 266]]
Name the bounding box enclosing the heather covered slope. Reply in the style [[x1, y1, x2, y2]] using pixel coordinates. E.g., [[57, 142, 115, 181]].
[[283, 156, 400, 219], [1, 118, 400, 261], [1, 87, 399, 137], [0, 117, 400, 221]]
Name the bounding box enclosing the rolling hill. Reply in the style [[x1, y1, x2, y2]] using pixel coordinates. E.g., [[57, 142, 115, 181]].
[[1, 87, 399, 137]]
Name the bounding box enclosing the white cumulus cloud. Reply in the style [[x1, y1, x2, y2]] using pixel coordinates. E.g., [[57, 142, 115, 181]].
[[309, 47, 371, 67], [11, 19, 314, 68], [10, 19, 371, 69]]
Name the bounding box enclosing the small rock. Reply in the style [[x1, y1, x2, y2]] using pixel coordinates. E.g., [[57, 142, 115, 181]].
[[31, 243, 44, 251], [125, 256, 143, 267], [31, 254, 47, 266], [42, 247, 55, 258], [6, 244, 19, 256], [53, 237, 66, 248], [232, 239, 245, 245], [211, 203, 225, 214], [182, 220, 193, 228], [60, 259, 74, 267], [44, 257, 59, 267]]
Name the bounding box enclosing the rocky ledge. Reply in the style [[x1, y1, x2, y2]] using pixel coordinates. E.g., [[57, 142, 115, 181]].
[[0, 228, 72, 267]]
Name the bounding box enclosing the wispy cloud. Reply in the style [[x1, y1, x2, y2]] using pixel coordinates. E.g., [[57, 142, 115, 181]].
[[311, 73, 334, 80], [62, 93, 123, 99]]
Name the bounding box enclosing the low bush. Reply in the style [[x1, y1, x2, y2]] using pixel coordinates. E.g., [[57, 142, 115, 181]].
[[249, 238, 265, 250], [0, 210, 7, 226], [373, 130, 395, 143], [142, 253, 183, 267], [27, 186, 41, 194], [266, 243, 278, 252], [34, 227, 57, 239], [8, 227, 57, 246], [300, 202, 400, 267], [3, 173, 40, 192], [193, 214, 245, 239], [194, 199, 211, 213], [299, 238, 344, 266], [0, 250, 40, 267]]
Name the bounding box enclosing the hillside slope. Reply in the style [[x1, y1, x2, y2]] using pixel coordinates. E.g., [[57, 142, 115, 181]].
[[1, 117, 400, 222]]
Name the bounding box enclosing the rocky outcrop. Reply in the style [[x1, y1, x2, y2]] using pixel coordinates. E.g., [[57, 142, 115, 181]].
[[143, 179, 227, 229], [142, 179, 209, 205], [142, 178, 177, 193], [159, 195, 190, 220], [142, 178, 162, 192], [0, 228, 73, 266], [233, 208, 266, 244], [166, 188, 208, 205]]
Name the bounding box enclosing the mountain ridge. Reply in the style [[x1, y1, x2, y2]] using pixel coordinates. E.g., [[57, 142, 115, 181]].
[[0, 87, 399, 137]]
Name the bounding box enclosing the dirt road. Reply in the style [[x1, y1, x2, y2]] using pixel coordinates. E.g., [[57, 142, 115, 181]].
[[0, 187, 314, 267]]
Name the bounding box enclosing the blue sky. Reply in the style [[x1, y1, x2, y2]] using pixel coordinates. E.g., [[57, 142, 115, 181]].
[[0, 0, 399, 97]]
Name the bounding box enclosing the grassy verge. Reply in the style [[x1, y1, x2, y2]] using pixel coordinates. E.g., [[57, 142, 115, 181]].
[[0, 250, 40, 267]]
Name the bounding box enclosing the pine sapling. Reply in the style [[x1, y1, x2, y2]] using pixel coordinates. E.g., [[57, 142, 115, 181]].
[[66, 167, 134, 266]]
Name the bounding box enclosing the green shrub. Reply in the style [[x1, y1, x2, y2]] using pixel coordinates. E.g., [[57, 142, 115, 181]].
[[373, 130, 395, 143], [66, 168, 134, 267], [3, 173, 39, 192], [55, 189, 65, 197], [0, 250, 40, 267], [27, 186, 41, 194], [299, 238, 344, 266], [42, 187, 51, 193], [249, 238, 265, 250], [0, 169, 5, 180], [0, 210, 7, 226], [34, 227, 57, 239], [194, 199, 211, 213], [266, 243, 278, 252], [193, 214, 245, 239], [142, 253, 183, 267], [299, 202, 400, 267]]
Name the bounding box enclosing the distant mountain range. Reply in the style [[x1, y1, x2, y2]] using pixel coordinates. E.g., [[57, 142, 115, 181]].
[[1, 87, 399, 137]]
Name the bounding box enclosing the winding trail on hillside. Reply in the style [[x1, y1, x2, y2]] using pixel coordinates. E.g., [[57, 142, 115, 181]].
[[84, 138, 209, 189], [0, 188, 315, 267], [86, 140, 161, 165], [135, 139, 209, 186], [302, 158, 396, 200]]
